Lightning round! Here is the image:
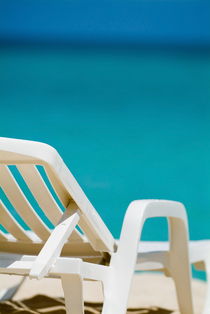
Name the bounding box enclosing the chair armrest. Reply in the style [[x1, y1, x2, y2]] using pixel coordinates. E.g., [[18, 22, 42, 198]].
[[116, 200, 189, 272]]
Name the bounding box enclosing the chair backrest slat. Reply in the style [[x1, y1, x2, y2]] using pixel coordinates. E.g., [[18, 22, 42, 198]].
[[45, 167, 70, 208], [0, 138, 116, 253], [68, 229, 85, 242], [0, 200, 33, 242], [41, 168, 87, 243], [0, 166, 50, 241], [0, 239, 103, 261], [17, 165, 63, 225], [0, 230, 8, 241]]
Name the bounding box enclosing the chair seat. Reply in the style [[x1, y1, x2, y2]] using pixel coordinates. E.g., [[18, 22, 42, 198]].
[[139, 239, 210, 250], [136, 240, 210, 272]]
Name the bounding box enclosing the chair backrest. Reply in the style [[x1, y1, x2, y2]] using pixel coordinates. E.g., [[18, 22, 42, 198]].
[[0, 137, 115, 258]]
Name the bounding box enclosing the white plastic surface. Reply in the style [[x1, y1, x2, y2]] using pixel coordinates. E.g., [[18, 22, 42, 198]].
[[1, 138, 210, 313]]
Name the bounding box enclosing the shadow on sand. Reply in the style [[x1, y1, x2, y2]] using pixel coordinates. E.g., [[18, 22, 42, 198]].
[[0, 295, 174, 313], [85, 303, 173, 313]]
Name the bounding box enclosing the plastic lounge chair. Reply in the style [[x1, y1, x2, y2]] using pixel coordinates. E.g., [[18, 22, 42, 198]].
[[0, 137, 208, 314]]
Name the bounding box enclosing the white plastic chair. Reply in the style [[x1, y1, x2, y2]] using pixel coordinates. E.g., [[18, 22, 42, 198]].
[[0, 137, 208, 314]]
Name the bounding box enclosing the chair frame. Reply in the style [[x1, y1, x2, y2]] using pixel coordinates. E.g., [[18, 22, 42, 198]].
[[0, 137, 209, 314]]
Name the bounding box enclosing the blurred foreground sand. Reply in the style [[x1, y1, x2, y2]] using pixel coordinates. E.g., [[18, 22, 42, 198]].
[[0, 273, 206, 313]]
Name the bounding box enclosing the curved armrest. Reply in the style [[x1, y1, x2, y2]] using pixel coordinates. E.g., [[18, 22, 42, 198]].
[[116, 200, 190, 272], [103, 200, 193, 314]]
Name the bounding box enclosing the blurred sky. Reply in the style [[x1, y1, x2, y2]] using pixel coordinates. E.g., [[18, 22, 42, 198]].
[[0, 0, 210, 46]]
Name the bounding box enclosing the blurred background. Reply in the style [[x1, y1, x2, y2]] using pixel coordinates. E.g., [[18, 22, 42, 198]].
[[0, 0, 210, 279]]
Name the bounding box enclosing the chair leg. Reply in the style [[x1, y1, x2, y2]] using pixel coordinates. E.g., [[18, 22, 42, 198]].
[[102, 277, 133, 314], [61, 274, 84, 314], [0, 277, 25, 301], [168, 216, 194, 314], [202, 257, 210, 314], [170, 263, 194, 314], [101, 254, 134, 314]]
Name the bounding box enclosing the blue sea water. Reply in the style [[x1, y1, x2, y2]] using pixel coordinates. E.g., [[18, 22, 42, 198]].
[[0, 45, 210, 279]]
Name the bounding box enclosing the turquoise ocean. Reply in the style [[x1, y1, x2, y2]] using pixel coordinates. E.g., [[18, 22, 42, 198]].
[[0, 45, 210, 279]]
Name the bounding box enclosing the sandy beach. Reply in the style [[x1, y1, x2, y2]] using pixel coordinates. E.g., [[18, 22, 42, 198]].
[[0, 273, 206, 313]]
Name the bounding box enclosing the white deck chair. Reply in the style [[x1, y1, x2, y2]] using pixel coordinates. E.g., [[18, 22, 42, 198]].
[[0, 137, 208, 314]]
